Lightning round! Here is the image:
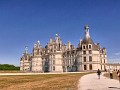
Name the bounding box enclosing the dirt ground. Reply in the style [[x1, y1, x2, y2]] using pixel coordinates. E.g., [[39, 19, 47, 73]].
[[0, 73, 87, 90]]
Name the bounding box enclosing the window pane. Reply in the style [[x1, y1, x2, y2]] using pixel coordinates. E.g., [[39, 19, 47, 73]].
[[84, 57, 86, 62], [89, 50, 92, 54], [89, 45, 91, 49], [83, 51, 86, 54], [53, 60, 55, 64], [84, 65, 87, 70], [89, 56, 92, 62], [53, 66, 55, 70], [89, 64, 92, 70]]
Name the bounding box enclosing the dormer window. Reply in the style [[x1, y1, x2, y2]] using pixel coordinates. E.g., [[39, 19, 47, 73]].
[[83, 46, 85, 49], [88, 44, 92, 49], [82, 45, 86, 49]]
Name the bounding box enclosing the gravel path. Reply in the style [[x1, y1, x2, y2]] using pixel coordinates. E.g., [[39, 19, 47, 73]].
[[78, 73, 120, 90]]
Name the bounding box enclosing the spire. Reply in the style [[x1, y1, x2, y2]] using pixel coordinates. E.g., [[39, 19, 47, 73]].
[[84, 24, 90, 39], [82, 25, 94, 44], [25, 46, 28, 54], [55, 33, 59, 44], [55, 34, 58, 37], [55, 34, 59, 40], [67, 41, 71, 50], [37, 40, 41, 48], [37, 40, 40, 45], [79, 38, 82, 47]]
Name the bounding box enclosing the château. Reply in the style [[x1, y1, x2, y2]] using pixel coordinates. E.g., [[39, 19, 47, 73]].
[[20, 25, 108, 72]]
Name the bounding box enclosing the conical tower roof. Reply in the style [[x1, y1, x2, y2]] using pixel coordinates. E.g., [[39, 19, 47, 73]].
[[82, 25, 94, 44], [81, 25, 99, 50]]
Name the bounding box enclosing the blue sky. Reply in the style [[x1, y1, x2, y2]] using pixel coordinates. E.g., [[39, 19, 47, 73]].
[[0, 0, 120, 66]]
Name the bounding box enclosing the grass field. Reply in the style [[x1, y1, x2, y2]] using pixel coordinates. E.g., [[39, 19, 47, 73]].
[[0, 73, 89, 90], [104, 71, 119, 80], [0, 70, 20, 73]]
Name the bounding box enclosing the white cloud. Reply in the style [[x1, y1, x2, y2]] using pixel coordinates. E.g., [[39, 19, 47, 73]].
[[114, 52, 120, 56], [108, 59, 120, 63], [108, 52, 120, 63]]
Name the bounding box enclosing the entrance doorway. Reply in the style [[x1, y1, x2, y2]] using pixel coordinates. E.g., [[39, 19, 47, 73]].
[[84, 65, 87, 70]]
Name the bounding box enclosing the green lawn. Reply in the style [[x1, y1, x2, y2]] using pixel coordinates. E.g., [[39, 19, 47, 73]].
[[0, 73, 89, 90]]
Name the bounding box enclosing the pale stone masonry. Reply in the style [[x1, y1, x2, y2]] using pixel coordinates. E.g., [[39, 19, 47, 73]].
[[20, 25, 108, 72]]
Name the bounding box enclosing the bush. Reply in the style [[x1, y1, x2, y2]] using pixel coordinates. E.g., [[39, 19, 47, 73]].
[[0, 64, 20, 70]]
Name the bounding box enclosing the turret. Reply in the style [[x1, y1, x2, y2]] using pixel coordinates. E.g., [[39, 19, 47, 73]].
[[82, 25, 94, 45], [50, 37, 53, 43], [67, 41, 71, 50], [33, 40, 42, 56], [102, 48, 107, 54], [78, 39, 82, 47], [32, 40, 43, 72]]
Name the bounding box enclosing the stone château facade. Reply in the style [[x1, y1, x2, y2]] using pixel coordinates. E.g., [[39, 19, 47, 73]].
[[20, 25, 107, 72]]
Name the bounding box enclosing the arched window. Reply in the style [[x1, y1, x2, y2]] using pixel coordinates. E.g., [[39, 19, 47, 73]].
[[82, 45, 86, 49], [89, 45, 92, 49]]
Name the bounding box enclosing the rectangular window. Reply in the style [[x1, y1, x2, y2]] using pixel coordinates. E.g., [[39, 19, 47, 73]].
[[89, 64, 92, 70], [53, 60, 55, 64], [53, 66, 55, 71], [89, 50, 92, 54], [84, 65, 87, 70], [84, 57, 86, 62], [83, 51, 86, 54], [104, 59, 105, 63], [89, 56, 92, 62], [54, 46, 56, 49], [53, 55, 55, 58], [25, 56, 27, 60], [37, 49, 39, 55]]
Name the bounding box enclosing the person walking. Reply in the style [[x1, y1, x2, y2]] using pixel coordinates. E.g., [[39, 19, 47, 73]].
[[109, 68, 113, 79], [97, 69, 101, 79], [117, 70, 120, 83]]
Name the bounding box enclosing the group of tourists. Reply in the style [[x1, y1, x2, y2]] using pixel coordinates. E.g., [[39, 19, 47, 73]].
[[97, 68, 120, 83]]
